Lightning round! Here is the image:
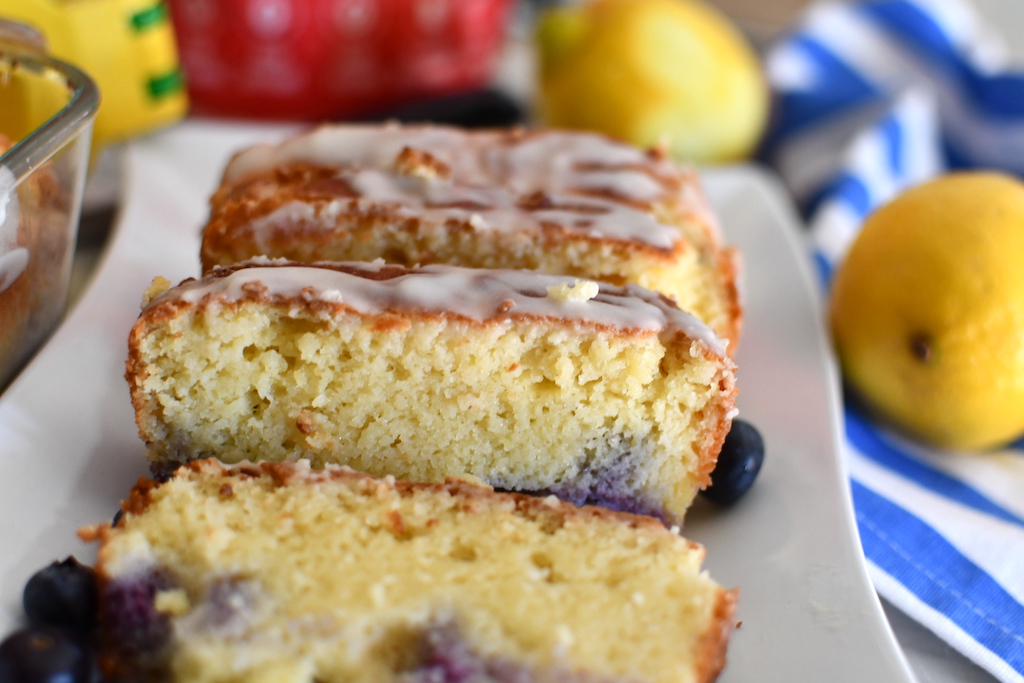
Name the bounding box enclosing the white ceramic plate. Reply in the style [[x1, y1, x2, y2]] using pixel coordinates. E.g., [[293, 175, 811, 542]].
[[0, 121, 915, 682]]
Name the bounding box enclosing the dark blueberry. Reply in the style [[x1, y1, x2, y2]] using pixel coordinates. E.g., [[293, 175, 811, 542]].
[[701, 419, 765, 505], [22, 558, 97, 634], [111, 509, 124, 528], [0, 626, 92, 683]]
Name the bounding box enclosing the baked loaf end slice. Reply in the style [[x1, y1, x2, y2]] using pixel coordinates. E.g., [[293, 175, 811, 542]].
[[126, 260, 737, 524], [82, 459, 737, 683], [199, 124, 742, 352]]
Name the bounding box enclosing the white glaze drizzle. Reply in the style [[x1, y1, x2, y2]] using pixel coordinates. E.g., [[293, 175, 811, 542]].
[[152, 261, 727, 358], [222, 124, 689, 250], [250, 174, 676, 247]]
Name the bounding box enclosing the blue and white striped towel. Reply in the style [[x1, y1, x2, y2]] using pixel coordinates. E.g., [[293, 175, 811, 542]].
[[763, 2, 1024, 682]]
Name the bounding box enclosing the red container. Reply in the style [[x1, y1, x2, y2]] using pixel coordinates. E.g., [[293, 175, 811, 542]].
[[168, 0, 514, 120]]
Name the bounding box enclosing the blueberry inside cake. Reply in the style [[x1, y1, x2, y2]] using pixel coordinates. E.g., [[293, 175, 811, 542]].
[[199, 124, 742, 352], [81, 459, 736, 683], [126, 260, 737, 524]]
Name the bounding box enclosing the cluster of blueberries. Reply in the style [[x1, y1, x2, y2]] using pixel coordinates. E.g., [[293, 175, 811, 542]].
[[0, 558, 99, 683]]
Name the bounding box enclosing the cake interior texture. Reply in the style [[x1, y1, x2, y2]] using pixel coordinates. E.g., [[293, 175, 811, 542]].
[[88, 461, 735, 683], [129, 295, 735, 524]]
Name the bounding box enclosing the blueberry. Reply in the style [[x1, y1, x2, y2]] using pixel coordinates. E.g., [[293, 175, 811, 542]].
[[701, 419, 765, 505], [102, 571, 175, 660], [22, 558, 97, 634], [0, 626, 92, 683]]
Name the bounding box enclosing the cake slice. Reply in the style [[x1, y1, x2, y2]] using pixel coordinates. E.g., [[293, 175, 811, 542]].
[[199, 124, 742, 352], [126, 260, 737, 524], [82, 459, 737, 683]]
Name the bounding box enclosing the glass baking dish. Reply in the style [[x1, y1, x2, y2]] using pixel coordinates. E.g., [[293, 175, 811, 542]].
[[0, 20, 100, 392]]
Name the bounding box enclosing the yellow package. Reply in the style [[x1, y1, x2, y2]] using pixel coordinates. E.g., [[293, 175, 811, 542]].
[[0, 26, 67, 144], [0, 0, 188, 149]]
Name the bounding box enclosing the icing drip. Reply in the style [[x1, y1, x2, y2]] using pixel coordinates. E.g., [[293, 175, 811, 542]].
[[152, 262, 728, 358], [222, 125, 692, 250], [253, 173, 677, 248]]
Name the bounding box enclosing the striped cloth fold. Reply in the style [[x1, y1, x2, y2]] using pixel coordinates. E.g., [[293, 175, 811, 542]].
[[762, 2, 1024, 681]]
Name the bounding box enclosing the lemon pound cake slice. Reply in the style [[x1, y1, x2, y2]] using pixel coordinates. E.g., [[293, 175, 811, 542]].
[[199, 123, 742, 351], [126, 260, 737, 524], [82, 459, 737, 683]]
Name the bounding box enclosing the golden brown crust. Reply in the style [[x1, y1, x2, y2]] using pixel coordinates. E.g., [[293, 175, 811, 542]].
[[694, 367, 739, 489], [716, 246, 744, 357], [200, 162, 686, 273], [693, 587, 739, 682], [120, 458, 674, 535], [124, 327, 154, 450], [673, 167, 724, 248]]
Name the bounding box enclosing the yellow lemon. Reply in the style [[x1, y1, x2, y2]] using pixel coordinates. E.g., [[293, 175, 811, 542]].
[[536, 0, 767, 164], [831, 172, 1024, 451]]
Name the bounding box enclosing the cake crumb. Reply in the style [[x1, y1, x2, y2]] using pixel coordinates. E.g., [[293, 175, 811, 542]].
[[304, 431, 336, 451], [155, 589, 190, 616], [393, 146, 450, 180], [447, 473, 492, 490], [141, 276, 172, 307], [385, 509, 407, 538], [547, 280, 599, 303], [296, 409, 315, 435]]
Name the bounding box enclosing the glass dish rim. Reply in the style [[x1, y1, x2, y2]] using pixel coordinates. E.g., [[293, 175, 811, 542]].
[[0, 47, 101, 185]]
